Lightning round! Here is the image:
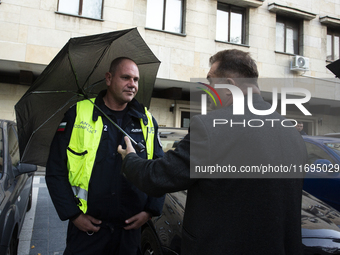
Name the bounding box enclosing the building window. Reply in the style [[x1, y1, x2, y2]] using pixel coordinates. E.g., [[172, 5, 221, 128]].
[[58, 0, 103, 20], [216, 3, 245, 44], [146, 0, 184, 34], [327, 28, 340, 61], [276, 17, 300, 54]]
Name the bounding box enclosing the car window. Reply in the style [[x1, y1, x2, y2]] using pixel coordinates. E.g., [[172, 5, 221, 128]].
[[324, 142, 340, 157], [8, 125, 20, 167], [304, 141, 335, 164], [0, 127, 3, 178]]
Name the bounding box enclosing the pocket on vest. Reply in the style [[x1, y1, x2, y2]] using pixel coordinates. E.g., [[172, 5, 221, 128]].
[[67, 147, 88, 183]]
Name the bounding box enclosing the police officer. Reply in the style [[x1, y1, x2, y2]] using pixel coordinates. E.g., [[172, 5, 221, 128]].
[[46, 57, 164, 255]]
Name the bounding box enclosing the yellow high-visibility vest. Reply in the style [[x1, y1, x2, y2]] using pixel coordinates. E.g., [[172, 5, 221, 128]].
[[67, 98, 154, 213]]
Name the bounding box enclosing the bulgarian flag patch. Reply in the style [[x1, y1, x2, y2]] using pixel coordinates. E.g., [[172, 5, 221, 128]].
[[57, 122, 67, 132]]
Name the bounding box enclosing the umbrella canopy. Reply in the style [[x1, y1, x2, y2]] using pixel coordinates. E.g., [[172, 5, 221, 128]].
[[326, 58, 340, 78], [15, 28, 160, 167]]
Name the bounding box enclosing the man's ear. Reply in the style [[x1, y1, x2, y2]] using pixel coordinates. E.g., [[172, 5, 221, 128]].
[[225, 78, 236, 95], [225, 78, 236, 85], [105, 72, 112, 86]]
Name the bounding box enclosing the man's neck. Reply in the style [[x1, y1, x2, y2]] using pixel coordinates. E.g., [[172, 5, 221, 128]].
[[241, 83, 261, 96], [103, 94, 128, 111]]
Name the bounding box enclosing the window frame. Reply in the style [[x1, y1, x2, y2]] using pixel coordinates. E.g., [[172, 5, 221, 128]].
[[145, 0, 185, 35], [276, 16, 301, 55], [7, 124, 20, 168], [57, 0, 104, 21], [216, 2, 246, 45], [327, 28, 340, 62]]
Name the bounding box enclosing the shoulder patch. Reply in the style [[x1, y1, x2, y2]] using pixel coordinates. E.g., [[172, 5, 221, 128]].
[[57, 122, 67, 132], [131, 128, 142, 133]]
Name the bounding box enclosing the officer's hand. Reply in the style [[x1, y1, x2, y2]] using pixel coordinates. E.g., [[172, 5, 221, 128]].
[[118, 136, 136, 160], [124, 211, 151, 230], [72, 213, 101, 233]]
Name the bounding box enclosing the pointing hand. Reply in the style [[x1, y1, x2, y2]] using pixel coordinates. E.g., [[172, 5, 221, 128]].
[[118, 136, 136, 160]]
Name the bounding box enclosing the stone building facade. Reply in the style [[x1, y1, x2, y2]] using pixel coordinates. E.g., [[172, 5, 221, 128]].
[[0, 0, 339, 135]]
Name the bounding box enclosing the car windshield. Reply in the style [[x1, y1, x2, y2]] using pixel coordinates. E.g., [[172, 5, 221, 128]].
[[324, 142, 340, 157]]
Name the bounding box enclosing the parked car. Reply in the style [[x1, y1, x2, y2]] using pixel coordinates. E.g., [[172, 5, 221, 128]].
[[323, 133, 340, 138], [140, 128, 340, 255], [0, 120, 36, 255], [302, 136, 340, 211]]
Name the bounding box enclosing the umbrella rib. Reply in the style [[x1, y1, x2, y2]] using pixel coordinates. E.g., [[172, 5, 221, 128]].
[[86, 78, 105, 94], [68, 44, 110, 97], [21, 94, 79, 160], [30, 90, 79, 94], [138, 61, 161, 65], [68, 53, 84, 96], [82, 46, 111, 90]]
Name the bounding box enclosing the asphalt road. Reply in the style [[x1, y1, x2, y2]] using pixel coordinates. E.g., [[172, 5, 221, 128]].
[[18, 175, 68, 255]]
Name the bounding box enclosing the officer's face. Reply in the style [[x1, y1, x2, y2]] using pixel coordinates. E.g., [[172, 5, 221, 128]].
[[105, 59, 139, 106]]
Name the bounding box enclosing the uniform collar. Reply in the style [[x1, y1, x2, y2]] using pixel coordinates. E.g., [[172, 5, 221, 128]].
[[92, 90, 148, 125]]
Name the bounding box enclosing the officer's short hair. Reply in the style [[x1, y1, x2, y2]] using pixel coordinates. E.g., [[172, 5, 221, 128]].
[[109, 57, 137, 76]]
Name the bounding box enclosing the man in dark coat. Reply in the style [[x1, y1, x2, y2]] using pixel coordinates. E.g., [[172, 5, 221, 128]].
[[118, 50, 308, 255], [296, 121, 307, 135], [46, 57, 164, 254]]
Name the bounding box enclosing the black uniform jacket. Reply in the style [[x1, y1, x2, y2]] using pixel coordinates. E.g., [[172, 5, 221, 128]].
[[122, 94, 308, 255], [46, 90, 164, 225]]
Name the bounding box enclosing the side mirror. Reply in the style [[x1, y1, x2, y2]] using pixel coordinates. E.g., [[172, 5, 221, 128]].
[[14, 162, 37, 177]]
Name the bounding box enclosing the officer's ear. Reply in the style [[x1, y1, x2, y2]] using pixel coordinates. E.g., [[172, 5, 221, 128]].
[[105, 72, 112, 86]]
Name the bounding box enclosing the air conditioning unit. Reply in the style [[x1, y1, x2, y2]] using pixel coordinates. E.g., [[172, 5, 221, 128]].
[[290, 55, 309, 71]]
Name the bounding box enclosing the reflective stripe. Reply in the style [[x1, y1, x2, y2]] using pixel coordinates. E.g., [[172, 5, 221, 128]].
[[72, 186, 88, 201]]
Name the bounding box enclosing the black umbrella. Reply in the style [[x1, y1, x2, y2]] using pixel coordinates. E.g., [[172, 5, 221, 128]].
[[15, 28, 160, 167], [326, 58, 340, 78]]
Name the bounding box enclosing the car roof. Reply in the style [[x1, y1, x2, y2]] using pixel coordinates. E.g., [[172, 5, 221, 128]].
[[323, 133, 340, 138], [302, 135, 340, 144]]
